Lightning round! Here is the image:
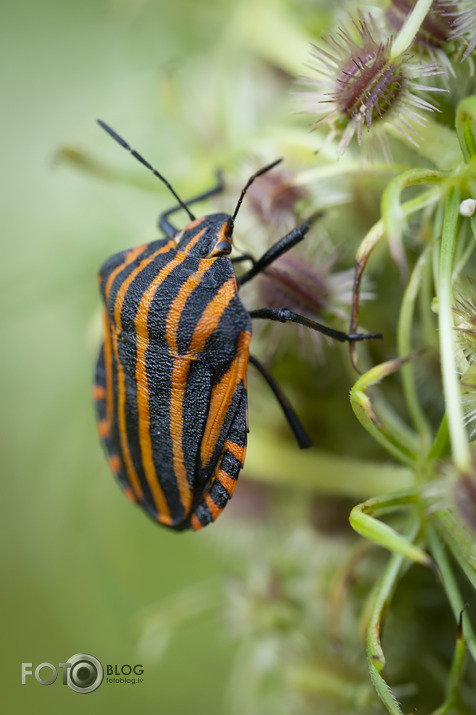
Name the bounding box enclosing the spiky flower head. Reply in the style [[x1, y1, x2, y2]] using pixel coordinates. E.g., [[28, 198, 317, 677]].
[[253, 238, 369, 361], [245, 163, 310, 234], [449, 0, 476, 59], [298, 14, 444, 156]]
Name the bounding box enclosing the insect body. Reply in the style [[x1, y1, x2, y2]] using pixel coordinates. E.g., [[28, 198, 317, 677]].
[[94, 121, 379, 530]]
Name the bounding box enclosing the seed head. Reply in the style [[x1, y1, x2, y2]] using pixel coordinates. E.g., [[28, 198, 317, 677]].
[[254, 238, 368, 359], [298, 14, 444, 155], [245, 164, 310, 234], [449, 0, 476, 60]]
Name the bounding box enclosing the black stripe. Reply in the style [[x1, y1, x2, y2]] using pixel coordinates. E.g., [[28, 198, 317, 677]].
[[102, 237, 174, 325], [94, 344, 129, 490], [209, 478, 231, 509], [220, 449, 242, 479], [180, 360, 213, 492], [115, 334, 162, 515], [193, 501, 212, 528], [145, 351, 186, 523], [145, 254, 202, 348]]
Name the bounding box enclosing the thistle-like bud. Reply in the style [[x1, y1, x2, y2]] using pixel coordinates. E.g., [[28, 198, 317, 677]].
[[298, 14, 444, 155]]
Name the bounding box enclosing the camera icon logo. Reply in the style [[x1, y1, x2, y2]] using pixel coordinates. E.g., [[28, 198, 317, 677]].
[[65, 653, 104, 694]]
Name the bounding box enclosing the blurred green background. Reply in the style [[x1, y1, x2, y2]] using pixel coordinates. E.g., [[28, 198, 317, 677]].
[[1, 0, 274, 711]]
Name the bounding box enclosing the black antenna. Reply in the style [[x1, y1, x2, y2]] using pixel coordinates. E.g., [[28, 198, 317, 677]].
[[97, 119, 195, 222], [232, 158, 283, 222]]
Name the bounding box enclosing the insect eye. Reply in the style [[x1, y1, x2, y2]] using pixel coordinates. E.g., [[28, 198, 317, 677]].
[[213, 240, 232, 255]]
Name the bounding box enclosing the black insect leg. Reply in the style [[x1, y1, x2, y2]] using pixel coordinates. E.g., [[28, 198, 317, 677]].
[[249, 354, 312, 449], [250, 308, 382, 342], [237, 224, 310, 286], [231, 253, 256, 267], [159, 171, 225, 237]]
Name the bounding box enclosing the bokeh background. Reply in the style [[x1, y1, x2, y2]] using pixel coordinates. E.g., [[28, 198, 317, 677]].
[[3, 0, 269, 712]]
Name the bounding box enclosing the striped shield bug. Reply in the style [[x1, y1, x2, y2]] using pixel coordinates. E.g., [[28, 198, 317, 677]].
[[94, 120, 380, 531]]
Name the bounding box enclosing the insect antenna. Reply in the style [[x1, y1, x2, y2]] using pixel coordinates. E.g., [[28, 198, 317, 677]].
[[97, 119, 195, 222], [232, 158, 283, 222]]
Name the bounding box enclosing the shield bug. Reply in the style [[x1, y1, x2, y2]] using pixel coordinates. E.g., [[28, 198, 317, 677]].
[[94, 120, 380, 530]]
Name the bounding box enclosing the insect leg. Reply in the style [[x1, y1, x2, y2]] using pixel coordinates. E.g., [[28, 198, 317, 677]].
[[237, 224, 310, 286], [231, 253, 256, 266], [249, 354, 311, 449], [159, 171, 225, 236], [249, 308, 382, 342]]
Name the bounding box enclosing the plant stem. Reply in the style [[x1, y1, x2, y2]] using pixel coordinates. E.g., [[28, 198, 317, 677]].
[[438, 186, 471, 471], [391, 0, 434, 58], [397, 247, 432, 446], [244, 428, 414, 497], [366, 520, 420, 714]]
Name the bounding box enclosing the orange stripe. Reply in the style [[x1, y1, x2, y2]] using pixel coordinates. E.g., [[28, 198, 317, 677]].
[[124, 486, 137, 503], [168, 277, 239, 515], [190, 514, 202, 531], [205, 494, 222, 521], [216, 469, 238, 495], [98, 419, 110, 438], [110, 239, 176, 505], [200, 329, 251, 468], [103, 311, 114, 427], [168, 359, 191, 512], [108, 454, 122, 473], [176, 217, 205, 250], [93, 384, 106, 400], [110, 337, 144, 502], [165, 256, 216, 354], [102, 244, 148, 433], [134, 231, 204, 524], [188, 278, 237, 355], [224, 440, 246, 465], [117, 240, 177, 337], [104, 243, 148, 309]]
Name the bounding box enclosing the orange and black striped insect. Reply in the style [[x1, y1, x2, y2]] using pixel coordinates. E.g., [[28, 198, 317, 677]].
[[94, 120, 380, 531]]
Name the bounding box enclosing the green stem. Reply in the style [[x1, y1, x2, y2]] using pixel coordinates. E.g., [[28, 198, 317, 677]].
[[432, 609, 470, 714], [244, 428, 414, 497], [366, 520, 420, 714], [427, 526, 476, 665], [382, 169, 444, 268], [350, 360, 418, 467], [289, 665, 373, 707], [391, 0, 434, 58], [455, 96, 476, 162], [294, 162, 410, 186], [397, 247, 432, 446], [350, 489, 431, 567], [438, 186, 471, 471]]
